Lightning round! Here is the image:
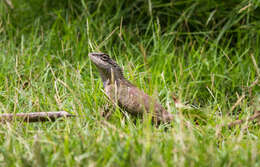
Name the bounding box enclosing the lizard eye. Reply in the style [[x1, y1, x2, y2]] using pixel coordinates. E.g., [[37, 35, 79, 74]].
[[101, 54, 109, 61]]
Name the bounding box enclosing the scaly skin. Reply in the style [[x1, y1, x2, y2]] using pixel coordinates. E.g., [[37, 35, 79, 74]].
[[89, 52, 173, 123]]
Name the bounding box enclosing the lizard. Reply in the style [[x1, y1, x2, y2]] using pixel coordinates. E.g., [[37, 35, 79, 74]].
[[88, 52, 174, 123]]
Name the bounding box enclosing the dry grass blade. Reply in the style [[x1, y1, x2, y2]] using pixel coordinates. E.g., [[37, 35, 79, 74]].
[[4, 0, 13, 9], [229, 94, 245, 114]]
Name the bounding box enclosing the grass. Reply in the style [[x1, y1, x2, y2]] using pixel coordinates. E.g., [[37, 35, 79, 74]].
[[0, 0, 260, 166]]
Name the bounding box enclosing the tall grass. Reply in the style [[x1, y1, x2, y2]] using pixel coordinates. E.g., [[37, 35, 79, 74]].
[[0, 0, 259, 166]]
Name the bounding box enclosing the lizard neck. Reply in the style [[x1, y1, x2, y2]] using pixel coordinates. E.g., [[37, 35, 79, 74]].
[[97, 68, 125, 87]]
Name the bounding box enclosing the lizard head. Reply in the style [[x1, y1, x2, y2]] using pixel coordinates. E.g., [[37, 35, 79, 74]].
[[88, 52, 124, 83]]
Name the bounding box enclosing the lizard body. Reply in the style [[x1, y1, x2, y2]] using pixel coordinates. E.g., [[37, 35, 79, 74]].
[[89, 52, 173, 123]]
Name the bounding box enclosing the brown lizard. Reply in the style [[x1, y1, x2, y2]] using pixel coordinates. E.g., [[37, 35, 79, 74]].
[[89, 52, 173, 123]]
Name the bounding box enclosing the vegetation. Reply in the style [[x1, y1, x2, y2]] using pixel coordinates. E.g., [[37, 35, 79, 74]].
[[0, 0, 259, 166]]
